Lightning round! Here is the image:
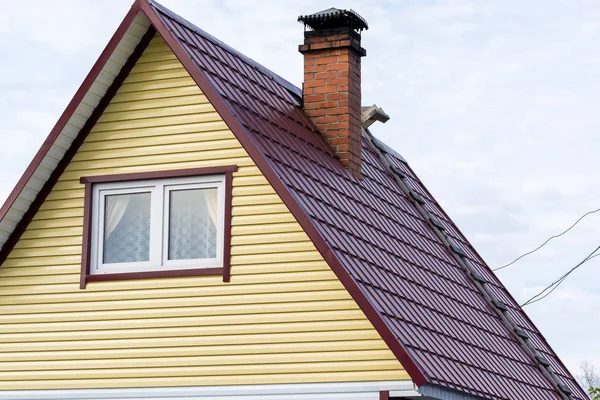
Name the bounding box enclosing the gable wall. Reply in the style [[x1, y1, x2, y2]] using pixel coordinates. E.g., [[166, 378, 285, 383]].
[[0, 34, 408, 390]]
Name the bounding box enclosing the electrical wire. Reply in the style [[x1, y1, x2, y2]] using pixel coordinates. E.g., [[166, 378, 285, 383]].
[[494, 207, 600, 271], [521, 245, 600, 307]]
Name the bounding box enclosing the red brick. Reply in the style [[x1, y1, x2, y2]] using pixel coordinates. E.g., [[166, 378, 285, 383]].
[[304, 65, 326, 73], [325, 93, 347, 101], [303, 79, 326, 89], [326, 107, 348, 116], [326, 63, 349, 71], [327, 78, 350, 86], [315, 116, 338, 124], [303, 94, 326, 103], [315, 86, 336, 94], [315, 56, 339, 65], [315, 71, 339, 80], [305, 109, 326, 118]]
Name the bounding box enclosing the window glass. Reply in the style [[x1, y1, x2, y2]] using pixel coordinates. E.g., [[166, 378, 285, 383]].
[[103, 192, 151, 264], [168, 188, 217, 260]]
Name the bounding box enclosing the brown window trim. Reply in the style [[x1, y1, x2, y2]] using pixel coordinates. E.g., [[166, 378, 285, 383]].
[[79, 165, 237, 289]]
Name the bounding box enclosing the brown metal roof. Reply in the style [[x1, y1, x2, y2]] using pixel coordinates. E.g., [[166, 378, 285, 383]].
[[0, 1, 587, 399], [148, 2, 586, 398]]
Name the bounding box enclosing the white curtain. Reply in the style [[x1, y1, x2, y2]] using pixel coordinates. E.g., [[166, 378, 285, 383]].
[[204, 189, 218, 226], [104, 195, 131, 240]]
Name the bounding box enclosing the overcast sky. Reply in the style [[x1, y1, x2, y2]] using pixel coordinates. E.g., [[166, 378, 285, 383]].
[[0, 0, 598, 378]]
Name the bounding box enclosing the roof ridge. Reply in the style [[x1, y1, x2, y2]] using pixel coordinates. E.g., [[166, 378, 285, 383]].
[[148, 0, 302, 99], [362, 128, 573, 400]]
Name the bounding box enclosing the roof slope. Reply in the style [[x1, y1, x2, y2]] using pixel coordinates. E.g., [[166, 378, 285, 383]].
[[148, 3, 586, 399], [0, 1, 586, 399]]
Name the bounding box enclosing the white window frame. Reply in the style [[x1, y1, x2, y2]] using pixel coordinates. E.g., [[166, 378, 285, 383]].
[[90, 175, 226, 275]]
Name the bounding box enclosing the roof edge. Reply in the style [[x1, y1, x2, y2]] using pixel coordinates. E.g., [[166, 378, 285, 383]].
[[141, 0, 428, 386], [148, 0, 302, 99]]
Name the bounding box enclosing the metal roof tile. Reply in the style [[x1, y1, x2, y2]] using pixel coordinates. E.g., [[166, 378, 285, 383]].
[[150, 3, 587, 399]]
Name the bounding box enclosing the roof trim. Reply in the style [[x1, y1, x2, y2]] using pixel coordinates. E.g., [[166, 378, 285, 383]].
[[142, 0, 428, 386]]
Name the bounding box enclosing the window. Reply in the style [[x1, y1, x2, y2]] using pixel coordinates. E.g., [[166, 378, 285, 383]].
[[80, 166, 236, 288]]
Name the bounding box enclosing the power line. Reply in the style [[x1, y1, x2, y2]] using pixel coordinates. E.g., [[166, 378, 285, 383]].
[[494, 207, 600, 272], [521, 245, 600, 307]]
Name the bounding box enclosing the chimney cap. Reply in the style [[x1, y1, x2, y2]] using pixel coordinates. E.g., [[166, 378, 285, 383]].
[[298, 8, 368, 32]]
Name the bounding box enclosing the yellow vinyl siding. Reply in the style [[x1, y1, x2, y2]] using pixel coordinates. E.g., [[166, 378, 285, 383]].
[[0, 34, 407, 390]]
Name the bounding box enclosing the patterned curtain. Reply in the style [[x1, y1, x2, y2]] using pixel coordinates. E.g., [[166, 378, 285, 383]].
[[103, 193, 151, 264], [169, 188, 217, 260]]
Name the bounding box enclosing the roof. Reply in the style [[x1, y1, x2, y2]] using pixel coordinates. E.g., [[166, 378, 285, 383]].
[[0, 1, 587, 399]]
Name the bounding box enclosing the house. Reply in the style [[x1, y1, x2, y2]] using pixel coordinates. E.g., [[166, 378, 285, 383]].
[[0, 1, 587, 399]]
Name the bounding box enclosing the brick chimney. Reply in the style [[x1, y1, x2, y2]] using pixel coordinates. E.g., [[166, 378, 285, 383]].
[[298, 8, 368, 178]]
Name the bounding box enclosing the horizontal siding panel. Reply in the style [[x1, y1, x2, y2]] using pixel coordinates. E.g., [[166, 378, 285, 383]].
[[232, 194, 282, 206], [73, 138, 241, 162], [0, 278, 336, 304], [0, 371, 408, 391], [92, 111, 224, 132], [0, 34, 406, 389], [111, 84, 202, 103], [0, 320, 374, 343], [60, 158, 256, 180], [0, 360, 403, 381], [231, 232, 309, 246], [103, 93, 209, 113], [0, 265, 76, 278], [0, 343, 390, 363], [25, 217, 83, 231], [118, 76, 196, 93], [97, 103, 215, 123], [0, 299, 361, 324], [84, 120, 229, 141], [130, 59, 187, 73], [232, 184, 276, 197], [0, 350, 396, 371], [0, 289, 352, 315], [33, 208, 83, 221], [124, 68, 190, 84], [44, 189, 85, 201], [13, 235, 82, 250], [0, 310, 368, 335], [81, 129, 232, 150], [20, 227, 83, 240], [0, 331, 383, 353], [233, 204, 290, 216], [230, 242, 316, 256], [67, 148, 250, 171], [135, 50, 178, 64]]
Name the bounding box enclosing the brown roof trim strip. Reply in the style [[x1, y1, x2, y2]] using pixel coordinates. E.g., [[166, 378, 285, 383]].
[[0, 16, 156, 268], [86, 268, 224, 284], [222, 171, 234, 283], [142, 0, 428, 386], [80, 165, 238, 184], [80, 181, 93, 289]]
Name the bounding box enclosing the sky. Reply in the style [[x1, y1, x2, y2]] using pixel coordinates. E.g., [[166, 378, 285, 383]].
[[0, 0, 599, 380]]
